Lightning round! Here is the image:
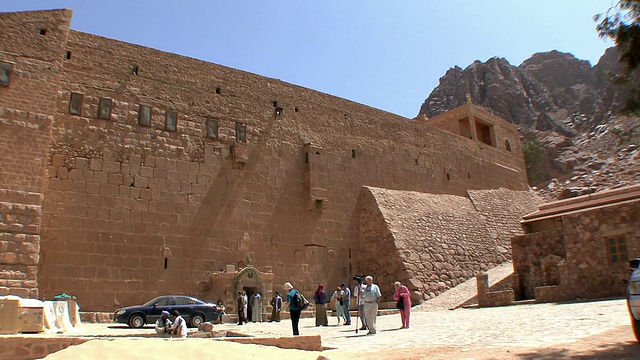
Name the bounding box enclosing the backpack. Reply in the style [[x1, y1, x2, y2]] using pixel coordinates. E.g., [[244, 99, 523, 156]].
[[295, 291, 310, 310]]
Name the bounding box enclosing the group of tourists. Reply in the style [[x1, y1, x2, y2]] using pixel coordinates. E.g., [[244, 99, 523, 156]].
[[155, 276, 411, 338], [285, 276, 412, 336]]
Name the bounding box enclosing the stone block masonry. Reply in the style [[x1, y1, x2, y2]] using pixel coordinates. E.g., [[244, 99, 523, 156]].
[[0, 189, 43, 297], [1, 9, 530, 311]]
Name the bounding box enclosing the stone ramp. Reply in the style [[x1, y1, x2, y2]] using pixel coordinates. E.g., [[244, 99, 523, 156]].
[[415, 261, 514, 312]]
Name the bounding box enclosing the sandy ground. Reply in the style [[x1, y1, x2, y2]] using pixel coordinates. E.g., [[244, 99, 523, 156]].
[[41, 298, 640, 360]]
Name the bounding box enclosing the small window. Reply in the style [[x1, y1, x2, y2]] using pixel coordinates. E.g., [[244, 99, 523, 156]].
[[138, 105, 152, 126], [505, 139, 512, 152], [65, 51, 72, 60], [236, 123, 246, 143], [351, 149, 356, 158], [133, 65, 139, 76], [0, 62, 13, 87], [98, 98, 112, 120], [206, 118, 219, 139], [607, 235, 628, 264], [215, 87, 221, 94], [39, 28, 47, 36], [69, 92, 83, 115], [165, 111, 177, 131]]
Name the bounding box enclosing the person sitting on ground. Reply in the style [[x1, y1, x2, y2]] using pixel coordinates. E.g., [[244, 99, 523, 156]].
[[155, 310, 172, 337], [170, 310, 187, 338], [215, 299, 226, 323]]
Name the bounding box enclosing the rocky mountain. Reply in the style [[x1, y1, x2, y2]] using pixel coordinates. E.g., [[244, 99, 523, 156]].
[[419, 48, 640, 201]]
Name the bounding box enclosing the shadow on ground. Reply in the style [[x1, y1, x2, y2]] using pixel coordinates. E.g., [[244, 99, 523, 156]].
[[516, 340, 640, 359]]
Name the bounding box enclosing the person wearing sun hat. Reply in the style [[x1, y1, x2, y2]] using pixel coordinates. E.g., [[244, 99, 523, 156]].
[[155, 310, 172, 337]]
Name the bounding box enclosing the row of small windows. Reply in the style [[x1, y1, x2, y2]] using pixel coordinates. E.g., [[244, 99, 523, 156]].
[[68, 93, 246, 143]]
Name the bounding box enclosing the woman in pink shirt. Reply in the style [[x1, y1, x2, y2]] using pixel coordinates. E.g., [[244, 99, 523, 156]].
[[393, 281, 411, 329]]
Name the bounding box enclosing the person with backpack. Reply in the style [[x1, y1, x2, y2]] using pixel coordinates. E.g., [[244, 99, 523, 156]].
[[284, 282, 302, 335]]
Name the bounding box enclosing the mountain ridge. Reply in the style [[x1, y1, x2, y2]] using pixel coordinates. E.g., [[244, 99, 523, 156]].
[[419, 48, 639, 201]]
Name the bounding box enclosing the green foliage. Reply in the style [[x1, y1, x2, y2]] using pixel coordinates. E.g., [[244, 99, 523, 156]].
[[522, 132, 545, 185], [596, 1, 640, 113]]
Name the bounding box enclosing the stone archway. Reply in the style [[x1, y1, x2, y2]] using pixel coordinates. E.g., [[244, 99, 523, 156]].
[[206, 264, 274, 322]]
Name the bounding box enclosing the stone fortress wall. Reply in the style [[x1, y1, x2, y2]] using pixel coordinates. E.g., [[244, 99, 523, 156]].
[[0, 10, 73, 299], [0, 9, 529, 311]]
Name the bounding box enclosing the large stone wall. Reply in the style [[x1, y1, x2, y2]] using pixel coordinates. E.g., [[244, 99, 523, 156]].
[[0, 10, 72, 298], [1, 9, 529, 310], [468, 189, 542, 257], [357, 187, 537, 302]]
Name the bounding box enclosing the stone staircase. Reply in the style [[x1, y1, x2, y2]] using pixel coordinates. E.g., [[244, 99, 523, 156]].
[[414, 261, 515, 311]]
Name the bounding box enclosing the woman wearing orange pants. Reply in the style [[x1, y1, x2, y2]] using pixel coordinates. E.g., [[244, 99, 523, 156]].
[[393, 281, 411, 329]]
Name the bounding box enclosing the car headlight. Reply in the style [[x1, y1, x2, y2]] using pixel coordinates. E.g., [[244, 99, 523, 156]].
[[116, 310, 126, 316], [630, 281, 640, 295]]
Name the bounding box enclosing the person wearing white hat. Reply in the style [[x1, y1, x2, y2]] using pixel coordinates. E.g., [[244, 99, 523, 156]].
[[155, 310, 172, 337]]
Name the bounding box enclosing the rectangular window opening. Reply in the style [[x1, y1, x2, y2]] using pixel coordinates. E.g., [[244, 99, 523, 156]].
[[138, 105, 151, 126], [314, 199, 324, 209], [351, 149, 356, 158], [0, 62, 13, 87], [69, 92, 83, 115], [165, 111, 177, 131], [206, 118, 219, 140], [164, 258, 168, 269], [236, 123, 246, 143], [65, 51, 72, 60], [446, 173, 451, 181], [39, 28, 47, 36], [98, 98, 112, 120]]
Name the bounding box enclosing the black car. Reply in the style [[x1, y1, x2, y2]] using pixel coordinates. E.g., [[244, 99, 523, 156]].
[[114, 295, 217, 328]]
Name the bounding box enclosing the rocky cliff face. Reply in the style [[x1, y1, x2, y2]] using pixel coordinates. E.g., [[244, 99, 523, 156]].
[[419, 48, 640, 201]]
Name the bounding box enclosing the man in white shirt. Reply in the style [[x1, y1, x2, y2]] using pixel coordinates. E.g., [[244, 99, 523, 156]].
[[170, 310, 188, 338], [362, 275, 381, 335]]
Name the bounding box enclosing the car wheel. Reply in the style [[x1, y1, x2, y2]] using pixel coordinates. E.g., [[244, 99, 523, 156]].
[[190, 313, 205, 327], [632, 317, 640, 342], [128, 314, 145, 328]]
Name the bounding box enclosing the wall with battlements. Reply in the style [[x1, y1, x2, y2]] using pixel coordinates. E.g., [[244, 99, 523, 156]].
[[1, 9, 529, 310]]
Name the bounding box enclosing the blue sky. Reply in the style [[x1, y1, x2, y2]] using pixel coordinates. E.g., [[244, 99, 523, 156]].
[[2, 1, 612, 118]]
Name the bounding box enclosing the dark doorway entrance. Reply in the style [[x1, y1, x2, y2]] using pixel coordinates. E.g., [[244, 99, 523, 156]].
[[243, 286, 258, 322]]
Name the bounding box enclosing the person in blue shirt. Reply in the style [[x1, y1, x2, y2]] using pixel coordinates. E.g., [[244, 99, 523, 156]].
[[313, 284, 328, 326], [340, 283, 352, 325], [284, 282, 301, 335]]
